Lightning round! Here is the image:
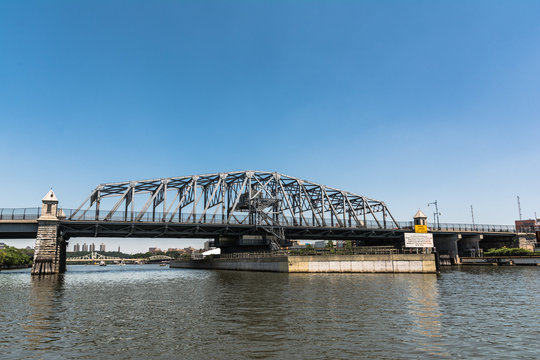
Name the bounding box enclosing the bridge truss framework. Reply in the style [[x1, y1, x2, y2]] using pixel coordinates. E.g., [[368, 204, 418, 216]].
[[69, 171, 399, 230]]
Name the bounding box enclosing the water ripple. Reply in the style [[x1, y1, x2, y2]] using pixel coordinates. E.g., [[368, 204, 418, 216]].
[[0, 265, 539, 359]]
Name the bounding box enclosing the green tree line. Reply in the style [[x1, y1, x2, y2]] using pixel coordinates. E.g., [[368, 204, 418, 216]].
[[0, 246, 33, 268], [485, 248, 533, 256]]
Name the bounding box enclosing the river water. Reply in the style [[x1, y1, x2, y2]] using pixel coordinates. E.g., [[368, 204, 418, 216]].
[[0, 265, 538, 359]]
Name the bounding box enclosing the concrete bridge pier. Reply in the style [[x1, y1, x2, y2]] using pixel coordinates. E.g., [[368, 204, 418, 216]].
[[434, 234, 460, 263], [516, 233, 536, 251], [459, 234, 482, 257], [31, 190, 67, 275]]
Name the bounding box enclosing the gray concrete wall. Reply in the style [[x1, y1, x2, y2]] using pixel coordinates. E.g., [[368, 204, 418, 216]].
[[170, 256, 289, 272], [170, 254, 437, 273]]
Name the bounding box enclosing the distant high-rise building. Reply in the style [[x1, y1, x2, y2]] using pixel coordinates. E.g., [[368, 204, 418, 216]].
[[118, 246, 120, 253], [82, 243, 88, 252], [100, 243, 106, 252], [90, 243, 95, 252], [73, 243, 80, 252]]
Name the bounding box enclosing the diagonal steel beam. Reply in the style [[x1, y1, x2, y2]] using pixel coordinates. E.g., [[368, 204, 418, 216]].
[[198, 177, 222, 222], [135, 183, 164, 221], [104, 186, 133, 221], [168, 180, 194, 222], [226, 176, 248, 223], [322, 187, 343, 227]]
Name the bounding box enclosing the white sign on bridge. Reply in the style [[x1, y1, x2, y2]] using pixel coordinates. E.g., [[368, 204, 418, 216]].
[[404, 233, 434, 248]]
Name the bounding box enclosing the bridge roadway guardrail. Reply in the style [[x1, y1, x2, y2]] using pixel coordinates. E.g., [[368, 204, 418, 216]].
[[0, 208, 41, 220], [425, 222, 516, 233], [0, 207, 517, 233], [208, 247, 431, 260]]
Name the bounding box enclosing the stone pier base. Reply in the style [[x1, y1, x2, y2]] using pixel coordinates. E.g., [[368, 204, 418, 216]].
[[31, 189, 67, 275], [31, 221, 66, 275]]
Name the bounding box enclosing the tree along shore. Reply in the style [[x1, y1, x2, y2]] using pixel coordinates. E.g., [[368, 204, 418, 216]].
[[0, 246, 33, 269]]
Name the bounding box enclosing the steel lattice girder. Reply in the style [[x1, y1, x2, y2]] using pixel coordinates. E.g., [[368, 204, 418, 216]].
[[69, 171, 400, 229], [59, 222, 405, 240]]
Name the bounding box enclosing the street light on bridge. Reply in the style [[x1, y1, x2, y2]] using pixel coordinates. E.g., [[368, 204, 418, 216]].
[[428, 200, 441, 230]]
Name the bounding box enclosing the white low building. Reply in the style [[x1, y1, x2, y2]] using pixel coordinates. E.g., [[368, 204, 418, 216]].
[[202, 248, 221, 257]]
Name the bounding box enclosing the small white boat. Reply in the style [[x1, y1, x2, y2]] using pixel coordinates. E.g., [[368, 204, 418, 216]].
[[99, 261, 106, 266]]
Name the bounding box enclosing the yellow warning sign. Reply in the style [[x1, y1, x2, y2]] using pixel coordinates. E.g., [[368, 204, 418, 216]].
[[415, 225, 428, 233]]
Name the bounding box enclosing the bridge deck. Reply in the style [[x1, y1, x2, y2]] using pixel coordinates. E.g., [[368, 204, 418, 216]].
[[0, 207, 518, 240], [0, 220, 519, 240]]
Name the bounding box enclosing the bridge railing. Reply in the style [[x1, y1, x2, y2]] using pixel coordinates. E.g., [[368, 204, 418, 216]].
[[0, 207, 517, 233], [217, 247, 431, 259], [0, 208, 41, 220], [426, 222, 516, 233]]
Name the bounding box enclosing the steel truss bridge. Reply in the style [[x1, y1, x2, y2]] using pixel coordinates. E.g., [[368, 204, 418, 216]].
[[62, 171, 402, 249], [0, 171, 518, 250], [66, 251, 164, 263], [71, 171, 397, 226], [67, 251, 121, 262]]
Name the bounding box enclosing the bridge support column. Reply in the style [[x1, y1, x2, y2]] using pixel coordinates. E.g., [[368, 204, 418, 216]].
[[516, 233, 536, 251], [32, 190, 67, 275], [434, 234, 460, 264], [459, 234, 482, 257]]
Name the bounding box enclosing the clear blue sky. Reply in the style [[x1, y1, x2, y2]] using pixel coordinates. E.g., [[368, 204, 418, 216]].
[[1, 1, 539, 252]]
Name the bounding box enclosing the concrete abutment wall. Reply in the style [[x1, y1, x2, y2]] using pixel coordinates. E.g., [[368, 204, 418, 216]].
[[170, 254, 437, 273]]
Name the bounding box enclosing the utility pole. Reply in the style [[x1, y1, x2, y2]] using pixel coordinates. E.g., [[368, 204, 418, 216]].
[[428, 200, 441, 230], [517, 196, 522, 221], [470, 205, 475, 228]]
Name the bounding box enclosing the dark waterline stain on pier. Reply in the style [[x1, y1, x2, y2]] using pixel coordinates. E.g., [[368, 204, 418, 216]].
[[0, 265, 539, 359]]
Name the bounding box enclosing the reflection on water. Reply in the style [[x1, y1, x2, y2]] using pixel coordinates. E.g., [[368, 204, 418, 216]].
[[24, 275, 66, 355], [405, 274, 447, 358], [0, 265, 539, 359]]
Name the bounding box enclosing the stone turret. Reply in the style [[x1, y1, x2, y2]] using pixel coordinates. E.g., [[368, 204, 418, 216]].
[[32, 190, 67, 275], [414, 209, 427, 226]]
